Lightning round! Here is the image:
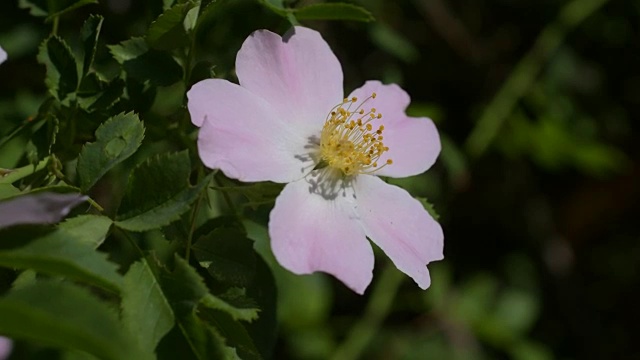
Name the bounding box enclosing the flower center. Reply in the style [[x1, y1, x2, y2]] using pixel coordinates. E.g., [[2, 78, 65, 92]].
[[319, 93, 392, 177]]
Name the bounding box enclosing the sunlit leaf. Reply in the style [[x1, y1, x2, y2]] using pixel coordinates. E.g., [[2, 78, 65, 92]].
[[147, 2, 197, 50]]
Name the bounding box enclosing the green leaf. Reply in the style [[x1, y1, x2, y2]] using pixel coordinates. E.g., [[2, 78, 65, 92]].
[[77, 112, 145, 191], [58, 215, 113, 248], [416, 197, 440, 220], [147, 2, 197, 51], [80, 15, 104, 78], [18, 0, 47, 17], [201, 222, 278, 358], [109, 37, 184, 86], [154, 256, 232, 360], [115, 151, 211, 232], [37, 36, 79, 101], [294, 3, 374, 22], [45, 0, 98, 23], [0, 226, 123, 293], [0, 280, 146, 360], [201, 288, 259, 323], [198, 307, 262, 360], [257, 0, 288, 17], [193, 227, 257, 288], [122, 260, 175, 353]]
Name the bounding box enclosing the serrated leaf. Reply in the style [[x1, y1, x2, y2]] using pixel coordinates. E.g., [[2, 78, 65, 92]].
[[0, 226, 123, 293], [58, 215, 113, 248], [0, 280, 146, 360], [154, 256, 233, 360], [80, 15, 104, 78], [38, 36, 79, 101], [147, 2, 196, 50], [109, 37, 183, 86], [198, 221, 278, 358], [77, 112, 145, 191], [294, 3, 374, 22], [198, 307, 262, 360], [416, 196, 440, 220], [115, 151, 211, 232], [122, 260, 175, 353], [201, 288, 259, 323], [193, 227, 256, 288]]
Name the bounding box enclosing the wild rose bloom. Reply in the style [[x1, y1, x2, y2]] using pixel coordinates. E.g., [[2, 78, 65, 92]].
[[188, 27, 443, 294], [0, 192, 87, 228], [0, 46, 6, 64]]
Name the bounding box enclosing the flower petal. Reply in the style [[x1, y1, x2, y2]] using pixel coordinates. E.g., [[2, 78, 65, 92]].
[[0, 337, 12, 360], [354, 175, 443, 289], [188, 79, 314, 183], [348, 81, 441, 177], [0, 192, 87, 229], [269, 177, 374, 294], [0, 46, 6, 65], [236, 27, 343, 136]]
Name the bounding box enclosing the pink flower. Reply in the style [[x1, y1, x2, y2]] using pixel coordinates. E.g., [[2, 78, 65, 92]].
[[0, 336, 11, 360], [188, 27, 443, 294], [0, 46, 6, 64]]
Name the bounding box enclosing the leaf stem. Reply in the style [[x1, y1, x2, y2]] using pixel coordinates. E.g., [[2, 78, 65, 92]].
[[464, 0, 611, 158], [185, 187, 205, 263], [331, 265, 404, 360], [0, 157, 50, 184]]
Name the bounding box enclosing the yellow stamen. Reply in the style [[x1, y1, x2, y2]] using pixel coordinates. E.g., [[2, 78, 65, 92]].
[[318, 93, 393, 176]]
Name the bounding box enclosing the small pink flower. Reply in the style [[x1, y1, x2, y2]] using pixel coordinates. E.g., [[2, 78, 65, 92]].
[[188, 27, 443, 294]]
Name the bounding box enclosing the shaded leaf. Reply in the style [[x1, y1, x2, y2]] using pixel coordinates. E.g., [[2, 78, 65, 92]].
[[0, 280, 146, 360], [77, 112, 145, 191], [109, 37, 183, 86], [416, 197, 440, 221], [37, 36, 79, 101], [115, 151, 211, 232], [147, 2, 196, 50], [80, 15, 104, 78], [193, 227, 256, 288]]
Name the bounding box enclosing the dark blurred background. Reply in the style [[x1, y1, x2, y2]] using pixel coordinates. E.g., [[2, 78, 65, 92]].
[[1, 0, 639, 359]]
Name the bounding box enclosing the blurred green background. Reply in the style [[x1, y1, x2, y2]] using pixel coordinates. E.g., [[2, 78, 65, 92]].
[[1, 0, 639, 359]]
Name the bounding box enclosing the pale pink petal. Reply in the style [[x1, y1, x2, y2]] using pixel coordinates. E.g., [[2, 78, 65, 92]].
[[236, 27, 343, 137], [269, 177, 374, 294], [0, 192, 87, 229], [0, 46, 6, 64], [0, 337, 11, 360], [354, 175, 443, 289], [348, 81, 441, 177], [188, 79, 314, 183]]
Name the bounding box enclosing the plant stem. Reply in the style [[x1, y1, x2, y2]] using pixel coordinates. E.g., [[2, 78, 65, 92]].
[[331, 265, 404, 360], [464, 0, 611, 158], [0, 157, 50, 184], [185, 189, 204, 262]]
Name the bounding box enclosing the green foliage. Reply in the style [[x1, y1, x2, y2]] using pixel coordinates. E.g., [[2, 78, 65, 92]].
[[147, 2, 197, 51], [80, 15, 104, 78], [109, 37, 184, 86], [38, 35, 78, 102], [0, 280, 145, 360], [0, 226, 123, 293], [77, 112, 145, 191], [115, 151, 211, 231]]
